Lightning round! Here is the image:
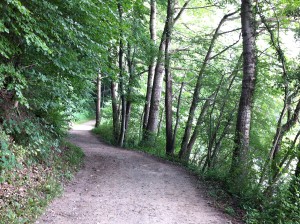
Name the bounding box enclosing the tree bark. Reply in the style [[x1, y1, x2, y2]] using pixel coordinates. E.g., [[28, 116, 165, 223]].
[[145, 32, 167, 142], [111, 81, 119, 142], [143, 0, 157, 130], [165, 0, 175, 155], [144, 0, 191, 143], [123, 44, 136, 145], [172, 82, 184, 153], [230, 0, 256, 181], [95, 72, 101, 128], [117, 2, 126, 147]]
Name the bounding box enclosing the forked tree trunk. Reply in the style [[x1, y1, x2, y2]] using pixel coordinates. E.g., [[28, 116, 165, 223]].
[[144, 0, 191, 143], [143, 0, 157, 130], [230, 0, 256, 181]]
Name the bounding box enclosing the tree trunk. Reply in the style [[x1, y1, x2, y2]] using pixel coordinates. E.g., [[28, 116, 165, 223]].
[[95, 72, 101, 128], [165, 0, 175, 155], [156, 106, 164, 139], [230, 0, 256, 182], [179, 11, 238, 161], [144, 0, 191, 143], [117, 2, 126, 147], [111, 81, 119, 142], [186, 95, 213, 156], [295, 157, 300, 180], [123, 44, 136, 145], [143, 0, 157, 130], [145, 35, 166, 142], [172, 82, 184, 153], [270, 99, 300, 178]]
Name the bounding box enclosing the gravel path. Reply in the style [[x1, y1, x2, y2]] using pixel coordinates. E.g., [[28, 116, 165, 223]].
[[36, 121, 234, 224]]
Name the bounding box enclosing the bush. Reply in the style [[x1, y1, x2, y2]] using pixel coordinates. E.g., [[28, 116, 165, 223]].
[[245, 183, 300, 224]]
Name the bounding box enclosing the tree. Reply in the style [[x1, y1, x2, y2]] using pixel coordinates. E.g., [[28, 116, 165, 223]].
[[179, 10, 239, 161], [164, 0, 175, 155], [230, 0, 257, 187], [143, 0, 157, 130], [144, 0, 191, 143], [95, 72, 102, 128]]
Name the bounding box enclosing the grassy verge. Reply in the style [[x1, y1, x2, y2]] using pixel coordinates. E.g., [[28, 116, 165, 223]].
[[0, 141, 84, 224], [73, 110, 95, 125]]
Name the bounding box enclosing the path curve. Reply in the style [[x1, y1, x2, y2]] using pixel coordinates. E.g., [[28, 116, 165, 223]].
[[36, 121, 233, 224]]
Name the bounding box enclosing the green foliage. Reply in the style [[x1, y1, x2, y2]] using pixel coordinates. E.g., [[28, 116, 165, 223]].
[[0, 128, 17, 171], [0, 141, 84, 223], [93, 122, 116, 145], [0, 0, 299, 222], [245, 183, 300, 224]]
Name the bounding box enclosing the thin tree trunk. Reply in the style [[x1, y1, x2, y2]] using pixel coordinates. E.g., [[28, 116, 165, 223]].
[[95, 72, 101, 128], [144, 0, 191, 143], [179, 10, 239, 161], [230, 0, 256, 183], [117, 2, 126, 147], [295, 156, 300, 180], [124, 44, 136, 145], [111, 81, 119, 142], [271, 100, 300, 177], [143, 0, 157, 130], [186, 95, 213, 155], [172, 82, 184, 153], [203, 72, 228, 171], [270, 130, 300, 185]]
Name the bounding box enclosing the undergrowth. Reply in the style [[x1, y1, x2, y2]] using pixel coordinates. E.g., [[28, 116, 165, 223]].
[[0, 140, 84, 224], [73, 108, 95, 125]]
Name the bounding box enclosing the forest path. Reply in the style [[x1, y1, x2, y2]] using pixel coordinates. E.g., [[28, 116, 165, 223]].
[[36, 121, 234, 224]]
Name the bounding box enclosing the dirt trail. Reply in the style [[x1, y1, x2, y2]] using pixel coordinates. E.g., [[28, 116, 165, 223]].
[[36, 121, 234, 224]]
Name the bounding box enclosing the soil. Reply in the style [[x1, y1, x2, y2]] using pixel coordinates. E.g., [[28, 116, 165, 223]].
[[36, 121, 239, 224]]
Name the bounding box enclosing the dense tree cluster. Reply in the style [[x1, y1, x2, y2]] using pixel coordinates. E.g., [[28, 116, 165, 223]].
[[1, 0, 300, 222]]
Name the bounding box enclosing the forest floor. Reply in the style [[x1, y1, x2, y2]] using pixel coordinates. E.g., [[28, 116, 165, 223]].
[[36, 121, 241, 224]]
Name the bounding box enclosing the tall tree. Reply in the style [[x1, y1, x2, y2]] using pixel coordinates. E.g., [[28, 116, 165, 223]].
[[230, 0, 257, 184], [164, 0, 175, 155], [144, 0, 191, 143], [143, 0, 157, 130], [118, 2, 126, 147]]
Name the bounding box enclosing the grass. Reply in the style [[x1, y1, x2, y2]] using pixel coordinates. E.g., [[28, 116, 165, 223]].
[[73, 110, 95, 125], [0, 141, 84, 224]]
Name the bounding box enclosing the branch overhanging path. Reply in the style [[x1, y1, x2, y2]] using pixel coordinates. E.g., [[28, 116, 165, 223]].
[[36, 121, 233, 224]]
